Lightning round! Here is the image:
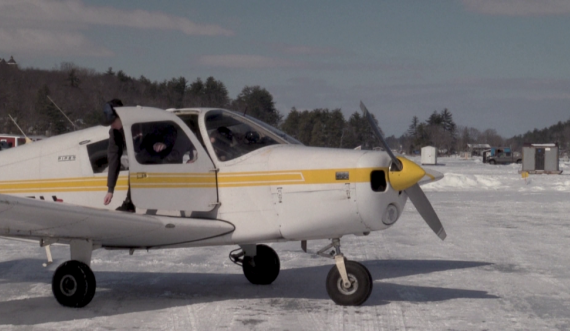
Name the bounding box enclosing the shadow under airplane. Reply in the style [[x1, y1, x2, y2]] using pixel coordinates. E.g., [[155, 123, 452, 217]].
[[0, 258, 498, 326]]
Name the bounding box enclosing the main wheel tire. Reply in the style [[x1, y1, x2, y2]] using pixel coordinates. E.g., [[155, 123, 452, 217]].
[[242, 244, 280, 285], [326, 260, 373, 306], [52, 260, 96, 308]]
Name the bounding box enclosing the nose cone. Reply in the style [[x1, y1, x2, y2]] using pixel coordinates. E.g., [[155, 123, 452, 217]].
[[389, 157, 426, 191]]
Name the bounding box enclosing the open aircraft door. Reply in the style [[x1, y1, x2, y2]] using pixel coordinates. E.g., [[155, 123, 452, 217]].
[[115, 107, 218, 212]]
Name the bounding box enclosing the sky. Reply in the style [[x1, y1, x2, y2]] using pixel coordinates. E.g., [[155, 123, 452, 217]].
[[0, 0, 569, 137]]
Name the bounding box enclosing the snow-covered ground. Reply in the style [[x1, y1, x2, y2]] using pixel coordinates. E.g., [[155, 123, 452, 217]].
[[1, 157, 570, 330]]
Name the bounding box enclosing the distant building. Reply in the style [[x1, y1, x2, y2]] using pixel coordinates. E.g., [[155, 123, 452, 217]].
[[521, 143, 562, 174], [0, 134, 29, 149], [0, 56, 18, 68], [421, 146, 437, 165], [467, 143, 491, 156]]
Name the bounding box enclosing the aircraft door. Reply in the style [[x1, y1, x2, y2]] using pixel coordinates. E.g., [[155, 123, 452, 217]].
[[115, 107, 218, 212], [535, 148, 545, 170]]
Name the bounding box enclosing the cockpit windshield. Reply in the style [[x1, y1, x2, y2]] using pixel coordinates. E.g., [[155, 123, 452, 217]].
[[204, 110, 290, 161]]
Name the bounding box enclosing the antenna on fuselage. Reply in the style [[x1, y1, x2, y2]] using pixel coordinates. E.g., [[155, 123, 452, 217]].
[[8, 114, 32, 143], [47, 95, 77, 131]]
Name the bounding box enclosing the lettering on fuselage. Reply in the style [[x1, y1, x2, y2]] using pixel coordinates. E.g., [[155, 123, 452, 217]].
[[58, 155, 76, 162], [335, 171, 349, 180]]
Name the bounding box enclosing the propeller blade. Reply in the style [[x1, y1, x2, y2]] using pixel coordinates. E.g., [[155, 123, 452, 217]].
[[360, 101, 445, 240], [405, 183, 447, 240], [359, 101, 401, 170]]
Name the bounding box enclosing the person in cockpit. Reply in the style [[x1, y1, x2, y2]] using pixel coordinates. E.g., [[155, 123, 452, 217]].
[[135, 123, 179, 164], [209, 126, 236, 161]]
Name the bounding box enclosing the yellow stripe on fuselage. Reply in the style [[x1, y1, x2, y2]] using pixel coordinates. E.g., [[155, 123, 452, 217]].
[[0, 177, 129, 194], [130, 167, 387, 189], [218, 168, 382, 187], [0, 167, 388, 193]]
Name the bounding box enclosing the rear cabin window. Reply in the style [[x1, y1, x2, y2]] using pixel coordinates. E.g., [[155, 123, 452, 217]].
[[87, 139, 108, 173], [87, 139, 129, 173]]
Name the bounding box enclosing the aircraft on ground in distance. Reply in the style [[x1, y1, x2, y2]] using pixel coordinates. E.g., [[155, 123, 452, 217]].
[[0, 101, 445, 307]]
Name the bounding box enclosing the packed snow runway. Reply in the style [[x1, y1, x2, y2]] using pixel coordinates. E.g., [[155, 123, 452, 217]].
[[1, 157, 569, 330]]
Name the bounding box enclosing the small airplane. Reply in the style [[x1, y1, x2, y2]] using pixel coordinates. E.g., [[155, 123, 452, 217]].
[[0, 101, 445, 307]]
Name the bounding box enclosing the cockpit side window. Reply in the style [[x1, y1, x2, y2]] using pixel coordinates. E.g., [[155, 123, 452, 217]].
[[205, 110, 281, 161], [177, 114, 207, 150], [131, 121, 197, 165]]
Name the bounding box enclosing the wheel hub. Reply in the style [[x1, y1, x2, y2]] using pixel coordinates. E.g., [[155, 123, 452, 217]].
[[337, 274, 358, 295], [60, 275, 77, 296]]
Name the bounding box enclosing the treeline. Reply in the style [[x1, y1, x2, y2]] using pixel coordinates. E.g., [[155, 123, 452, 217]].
[[0, 62, 282, 136], [1, 62, 568, 152], [0, 62, 379, 150]]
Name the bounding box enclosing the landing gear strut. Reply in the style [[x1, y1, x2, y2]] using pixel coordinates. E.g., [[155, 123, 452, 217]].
[[318, 238, 373, 306], [230, 244, 280, 285]]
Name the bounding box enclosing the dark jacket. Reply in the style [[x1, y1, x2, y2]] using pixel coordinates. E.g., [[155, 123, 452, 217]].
[[135, 124, 178, 164], [107, 128, 125, 193]]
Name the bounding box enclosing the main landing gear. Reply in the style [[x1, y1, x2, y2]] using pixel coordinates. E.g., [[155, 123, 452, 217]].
[[52, 260, 96, 308], [46, 239, 97, 308], [229, 239, 373, 306], [230, 244, 280, 285]]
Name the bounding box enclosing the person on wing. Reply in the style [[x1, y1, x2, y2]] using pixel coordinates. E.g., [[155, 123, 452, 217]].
[[101, 99, 135, 212]]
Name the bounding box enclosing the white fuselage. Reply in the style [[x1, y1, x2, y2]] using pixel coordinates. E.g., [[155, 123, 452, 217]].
[[0, 108, 409, 249]]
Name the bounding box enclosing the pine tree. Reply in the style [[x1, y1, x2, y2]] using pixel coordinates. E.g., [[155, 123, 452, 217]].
[[66, 69, 81, 88], [204, 77, 230, 108], [188, 78, 205, 106], [232, 86, 282, 126], [281, 107, 301, 139], [35, 85, 67, 135], [407, 116, 419, 137]]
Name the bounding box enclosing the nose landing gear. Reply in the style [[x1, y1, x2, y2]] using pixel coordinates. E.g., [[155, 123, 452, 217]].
[[318, 238, 373, 306], [228, 239, 373, 305]]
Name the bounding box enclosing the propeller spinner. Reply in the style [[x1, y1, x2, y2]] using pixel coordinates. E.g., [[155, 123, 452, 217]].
[[359, 101, 447, 240]]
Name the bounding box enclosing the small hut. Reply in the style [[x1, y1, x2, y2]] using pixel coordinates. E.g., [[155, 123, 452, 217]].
[[421, 146, 437, 165], [521, 143, 562, 174]]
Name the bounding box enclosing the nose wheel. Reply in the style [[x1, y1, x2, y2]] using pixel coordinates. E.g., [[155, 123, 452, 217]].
[[318, 238, 373, 306], [326, 260, 373, 306]]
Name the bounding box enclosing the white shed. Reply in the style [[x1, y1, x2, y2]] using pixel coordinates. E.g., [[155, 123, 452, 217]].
[[421, 146, 437, 165]]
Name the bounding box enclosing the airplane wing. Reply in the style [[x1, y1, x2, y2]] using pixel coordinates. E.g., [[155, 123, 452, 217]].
[[0, 194, 234, 249]]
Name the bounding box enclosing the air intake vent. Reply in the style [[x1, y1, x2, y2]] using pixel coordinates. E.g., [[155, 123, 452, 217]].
[[370, 170, 386, 192]]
